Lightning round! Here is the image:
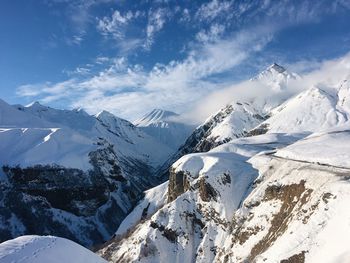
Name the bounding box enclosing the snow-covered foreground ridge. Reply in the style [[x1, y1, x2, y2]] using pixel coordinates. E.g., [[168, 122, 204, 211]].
[[0, 235, 107, 263], [99, 128, 350, 263]]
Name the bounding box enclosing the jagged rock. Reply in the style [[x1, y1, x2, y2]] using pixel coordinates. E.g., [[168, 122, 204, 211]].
[[167, 169, 190, 202]]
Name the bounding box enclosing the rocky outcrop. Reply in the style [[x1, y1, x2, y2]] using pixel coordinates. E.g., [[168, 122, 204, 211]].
[[0, 142, 156, 247], [167, 169, 190, 202], [198, 177, 218, 202]]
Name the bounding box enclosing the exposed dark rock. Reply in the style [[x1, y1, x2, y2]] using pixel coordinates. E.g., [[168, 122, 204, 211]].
[[150, 221, 178, 243], [242, 181, 312, 261], [199, 177, 218, 202], [168, 169, 190, 202], [281, 251, 307, 263], [0, 142, 158, 247], [245, 123, 270, 137]]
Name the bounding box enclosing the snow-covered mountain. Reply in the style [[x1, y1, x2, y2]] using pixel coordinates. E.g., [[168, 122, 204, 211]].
[[249, 79, 350, 134], [178, 64, 298, 152], [135, 109, 194, 150], [2, 62, 350, 262], [97, 68, 350, 262], [98, 127, 350, 263], [0, 99, 173, 247], [155, 64, 299, 181]]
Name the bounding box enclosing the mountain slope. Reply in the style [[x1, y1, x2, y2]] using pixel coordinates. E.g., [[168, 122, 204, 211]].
[[135, 109, 194, 150], [97, 133, 304, 262], [0, 99, 173, 247], [249, 79, 350, 134], [97, 72, 350, 262], [98, 128, 350, 263], [156, 64, 298, 180]]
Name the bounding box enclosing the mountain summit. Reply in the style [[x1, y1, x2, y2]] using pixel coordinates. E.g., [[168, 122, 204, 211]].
[[134, 109, 178, 126], [268, 62, 286, 73], [135, 109, 193, 150]]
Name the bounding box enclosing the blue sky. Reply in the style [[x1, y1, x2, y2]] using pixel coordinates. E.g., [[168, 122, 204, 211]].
[[1, 0, 350, 120]]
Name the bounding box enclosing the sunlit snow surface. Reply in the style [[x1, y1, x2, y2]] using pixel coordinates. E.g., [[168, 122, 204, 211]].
[[0, 235, 106, 263], [0, 99, 173, 172]]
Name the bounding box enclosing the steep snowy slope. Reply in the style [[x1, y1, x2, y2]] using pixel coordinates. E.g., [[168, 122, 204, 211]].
[[156, 64, 298, 180], [97, 133, 303, 262], [217, 129, 350, 262], [179, 64, 297, 152], [249, 79, 350, 134], [276, 127, 350, 168], [12, 102, 173, 168], [252, 63, 299, 92], [98, 67, 350, 262], [0, 99, 52, 128], [0, 99, 173, 247], [98, 128, 350, 263], [0, 235, 107, 263], [135, 109, 194, 150]]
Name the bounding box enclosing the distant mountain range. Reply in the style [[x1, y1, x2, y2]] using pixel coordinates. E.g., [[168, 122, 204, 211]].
[[1, 63, 350, 263]]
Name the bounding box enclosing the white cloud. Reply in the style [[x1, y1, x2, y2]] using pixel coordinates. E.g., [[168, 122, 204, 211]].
[[17, 25, 273, 120], [18, 0, 350, 122], [196, 23, 226, 43], [195, 0, 233, 22], [97, 10, 141, 39], [183, 51, 350, 123], [145, 8, 169, 49]]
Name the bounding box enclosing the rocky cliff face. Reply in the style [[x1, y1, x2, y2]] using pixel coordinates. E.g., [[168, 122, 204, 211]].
[[0, 100, 174, 247], [0, 141, 155, 247], [156, 102, 268, 181], [97, 133, 295, 262], [98, 129, 350, 263]]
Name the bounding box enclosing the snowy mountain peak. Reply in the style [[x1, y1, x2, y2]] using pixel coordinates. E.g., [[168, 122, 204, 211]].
[[96, 110, 116, 120], [254, 63, 295, 80], [95, 110, 134, 132], [250, 62, 300, 95], [268, 62, 286, 73], [26, 101, 43, 108], [134, 109, 193, 150], [24, 101, 51, 113], [134, 109, 178, 127], [72, 107, 89, 116]]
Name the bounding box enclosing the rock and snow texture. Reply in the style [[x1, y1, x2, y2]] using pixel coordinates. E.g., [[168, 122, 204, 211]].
[[0, 99, 173, 247], [97, 133, 303, 262], [135, 109, 194, 150], [115, 181, 169, 238], [155, 64, 300, 181], [0, 235, 107, 263], [98, 128, 350, 263], [169, 64, 299, 157], [2, 61, 350, 262], [220, 141, 350, 263], [97, 71, 350, 262]]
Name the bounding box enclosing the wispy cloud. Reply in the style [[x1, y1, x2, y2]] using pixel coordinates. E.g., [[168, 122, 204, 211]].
[[195, 0, 233, 22], [145, 7, 170, 49], [97, 10, 142, 39], [16, 24, 273, 119], [17, 0, 350, 122], [183, 51, 350, 123]]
